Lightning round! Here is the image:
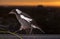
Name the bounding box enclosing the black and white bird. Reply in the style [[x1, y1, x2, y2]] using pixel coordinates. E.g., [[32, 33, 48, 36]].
[[9, 9, 45, 34]]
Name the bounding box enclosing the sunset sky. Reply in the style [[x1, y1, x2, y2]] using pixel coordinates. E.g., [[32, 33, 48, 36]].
[[0, 0, 60, 6]]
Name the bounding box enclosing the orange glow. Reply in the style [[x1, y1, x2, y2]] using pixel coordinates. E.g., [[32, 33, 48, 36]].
[[0, 2, 60, 7]]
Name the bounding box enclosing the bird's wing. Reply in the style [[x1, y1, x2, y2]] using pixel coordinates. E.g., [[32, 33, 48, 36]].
[[20, 15, 33, 22]]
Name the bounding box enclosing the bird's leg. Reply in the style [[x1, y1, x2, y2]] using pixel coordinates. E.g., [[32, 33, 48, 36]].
[[25, 27, 33, 34], [29, 27, 33, 34], [14, 29, 20, 33], [14, 26, 23, 33], [25, 28, 31, 34]]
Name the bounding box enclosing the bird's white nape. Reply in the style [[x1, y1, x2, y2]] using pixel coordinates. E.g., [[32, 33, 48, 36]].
[[16, 9, 22, 14]]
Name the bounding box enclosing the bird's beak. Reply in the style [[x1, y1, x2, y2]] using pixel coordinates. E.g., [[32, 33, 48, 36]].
[[9, 12, 14, 14]]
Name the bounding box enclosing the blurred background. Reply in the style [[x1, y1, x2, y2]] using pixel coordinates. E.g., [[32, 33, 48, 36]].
[[0, 0, 60, 34], [0, 0, 60, 6]]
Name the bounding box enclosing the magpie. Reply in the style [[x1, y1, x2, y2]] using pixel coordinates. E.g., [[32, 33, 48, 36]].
[[9, 9, 45, 34]]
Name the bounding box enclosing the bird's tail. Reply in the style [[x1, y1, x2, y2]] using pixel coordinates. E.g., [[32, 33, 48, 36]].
[[31, 24, 45, 33]]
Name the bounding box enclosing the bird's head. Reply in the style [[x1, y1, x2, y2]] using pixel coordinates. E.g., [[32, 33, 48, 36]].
[[9, 9, 22, 15]]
